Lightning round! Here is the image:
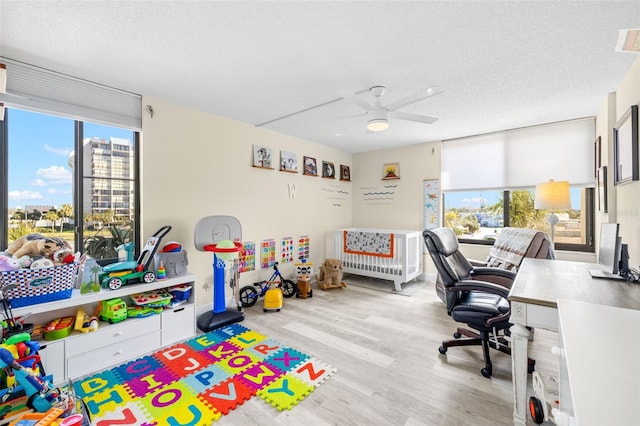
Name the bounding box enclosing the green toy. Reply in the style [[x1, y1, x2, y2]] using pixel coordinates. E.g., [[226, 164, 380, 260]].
[[99, 298, 128, 324]]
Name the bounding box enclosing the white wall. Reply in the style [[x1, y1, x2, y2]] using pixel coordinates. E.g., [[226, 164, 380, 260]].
[[352, 142, 440, 276], [598, 55, 640, 267], [140, 96, 352, 307]]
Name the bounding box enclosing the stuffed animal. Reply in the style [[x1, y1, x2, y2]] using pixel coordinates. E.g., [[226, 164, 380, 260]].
[[52, 248, 75, 266], [0, 254, 19, 272], [30, 258, 54, 270], [5, 234, 68, 259], [318, 258, 346, 290]]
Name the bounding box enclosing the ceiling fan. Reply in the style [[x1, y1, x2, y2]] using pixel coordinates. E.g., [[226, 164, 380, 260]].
[[336, 85, 440, 132]]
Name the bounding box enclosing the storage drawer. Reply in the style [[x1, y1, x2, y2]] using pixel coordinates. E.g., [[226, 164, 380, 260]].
[[66, 315, 160, 357], [161, 304, 195, 346], [39, 340, 65, 385], [67, 329, 161, 379]]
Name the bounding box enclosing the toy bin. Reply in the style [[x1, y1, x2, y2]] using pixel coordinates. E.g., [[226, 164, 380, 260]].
[[169, 284, 192, 302], [0, 261, 81, 308]]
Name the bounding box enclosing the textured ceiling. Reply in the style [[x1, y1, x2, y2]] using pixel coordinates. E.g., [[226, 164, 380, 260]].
[[1, 1, 639, 153]]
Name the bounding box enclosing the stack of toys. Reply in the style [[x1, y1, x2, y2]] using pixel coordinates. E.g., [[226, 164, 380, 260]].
[[127, 290, 172, 318]]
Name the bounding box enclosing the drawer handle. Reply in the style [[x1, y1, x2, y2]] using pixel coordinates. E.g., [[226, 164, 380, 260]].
[[173, 308, 185, 313], [114, 350, 123, 356], [114, 331, 123, 337]]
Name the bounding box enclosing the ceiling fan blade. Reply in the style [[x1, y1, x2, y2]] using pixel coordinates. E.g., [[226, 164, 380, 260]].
[[336, 89, 374, 111], [390, 111, 438, 124], [384, 86, 442, 111]]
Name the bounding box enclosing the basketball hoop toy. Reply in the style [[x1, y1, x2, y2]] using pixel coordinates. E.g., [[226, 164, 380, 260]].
[[194, 216, 245, 331]]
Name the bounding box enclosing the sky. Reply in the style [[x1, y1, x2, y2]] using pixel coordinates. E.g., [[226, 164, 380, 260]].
[[7, 108, 133, 210]]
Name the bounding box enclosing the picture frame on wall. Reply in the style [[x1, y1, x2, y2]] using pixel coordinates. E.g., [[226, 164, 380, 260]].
[[253, 144, 273, 169], [594, 136, 601, 178], [597, 166, 607, 213], [322, 161, 335, 178], [303, 156, 318, 176], [382, 162, 400, 180], [340, 165, 351, 181], [613, 104, 639, 185], [280, 150, 298, 172]]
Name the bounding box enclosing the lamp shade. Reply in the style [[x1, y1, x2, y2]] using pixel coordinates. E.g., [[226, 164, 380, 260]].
[[534, 180, 570, 210]]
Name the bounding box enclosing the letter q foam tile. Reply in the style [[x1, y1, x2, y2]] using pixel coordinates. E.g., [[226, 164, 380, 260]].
[[74, 327, 335, 423]]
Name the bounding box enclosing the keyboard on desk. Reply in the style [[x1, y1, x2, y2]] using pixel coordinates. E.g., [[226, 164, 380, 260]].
[[589, 269, 625, 281]]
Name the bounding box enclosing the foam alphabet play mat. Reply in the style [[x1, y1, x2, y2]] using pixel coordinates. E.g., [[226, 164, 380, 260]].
[[73, 324, 335, 424]]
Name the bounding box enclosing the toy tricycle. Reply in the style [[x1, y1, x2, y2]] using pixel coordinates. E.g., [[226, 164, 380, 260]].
[[99, 226, 171, 290], [239, 262, 296, 308]]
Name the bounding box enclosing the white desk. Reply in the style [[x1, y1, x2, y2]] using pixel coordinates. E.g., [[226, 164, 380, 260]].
[[508, 258, 640, 425], [557, 299, 640, 425]]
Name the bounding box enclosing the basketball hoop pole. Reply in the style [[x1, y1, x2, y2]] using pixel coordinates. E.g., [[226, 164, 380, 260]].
[[196, 240, 245, 332]]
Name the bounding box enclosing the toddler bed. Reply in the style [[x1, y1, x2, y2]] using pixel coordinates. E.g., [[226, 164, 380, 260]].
[[333, 228, 423, 292]]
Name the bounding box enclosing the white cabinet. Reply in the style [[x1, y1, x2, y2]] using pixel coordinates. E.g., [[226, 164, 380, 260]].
[[161, 304, 195, 346], [12, 274, 196, 385]]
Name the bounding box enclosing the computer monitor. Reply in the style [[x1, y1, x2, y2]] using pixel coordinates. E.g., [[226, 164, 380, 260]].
[[590, 223, 624, 280], [598, 223, 621, 274]]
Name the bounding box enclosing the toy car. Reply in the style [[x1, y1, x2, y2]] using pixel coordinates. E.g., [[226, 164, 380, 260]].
[[99, 298, 127, 324]]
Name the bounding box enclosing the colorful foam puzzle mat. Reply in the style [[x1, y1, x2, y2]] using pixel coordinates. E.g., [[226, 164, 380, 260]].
[[72, 324, 336, 425]]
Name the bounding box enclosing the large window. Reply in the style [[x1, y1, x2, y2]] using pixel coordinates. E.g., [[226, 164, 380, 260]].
[[0, 58, 141, 263], [443, 187, 594, 251], [441, 118, 596, 252], [1, 108, 140, 263]]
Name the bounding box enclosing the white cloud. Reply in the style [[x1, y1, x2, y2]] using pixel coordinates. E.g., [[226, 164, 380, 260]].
[[9, 190, 42, 201], [31, 179, 48, 187], [44, 144, 71, 156], [36, 166, 72, 185], [47, 188, 72, 195]]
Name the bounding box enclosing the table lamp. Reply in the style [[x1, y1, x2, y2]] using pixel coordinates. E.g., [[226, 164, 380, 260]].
[[534, 179, 570, 244]]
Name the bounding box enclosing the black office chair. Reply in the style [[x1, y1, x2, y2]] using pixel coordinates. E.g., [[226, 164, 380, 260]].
[[423, 227, 533, 378]]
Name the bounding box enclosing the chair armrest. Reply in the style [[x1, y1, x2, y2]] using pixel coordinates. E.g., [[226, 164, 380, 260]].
[[468, 258, 488, 267], [448, 279, 511, 299], [470, 267, 516, 289]]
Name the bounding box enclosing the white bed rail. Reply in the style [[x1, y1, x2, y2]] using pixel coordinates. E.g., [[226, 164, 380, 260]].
[[333, 228, 423, 291]]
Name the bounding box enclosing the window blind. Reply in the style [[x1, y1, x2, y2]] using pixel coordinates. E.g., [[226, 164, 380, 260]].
[[0, 57, 141, 130], [441, 118, 595, 191]]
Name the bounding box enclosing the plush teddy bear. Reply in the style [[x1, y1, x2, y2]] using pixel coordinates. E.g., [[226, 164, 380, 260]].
[[5, 234, 68, 259], [318, 258, 346, 290]]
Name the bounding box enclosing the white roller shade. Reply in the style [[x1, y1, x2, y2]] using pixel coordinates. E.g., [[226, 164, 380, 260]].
[[0, 57, 141, 130], [442, 118, 595, 191]]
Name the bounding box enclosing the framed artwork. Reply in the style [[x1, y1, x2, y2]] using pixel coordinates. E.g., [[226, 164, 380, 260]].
[[594, 136, 601, 178], [322, 161, 335, 178], [340, 165, 351, 181], [382, 162, 400, 180], [303, 156, 318, 176], [253, 144, 273, 169], [613, 104, 639, 185], [280, 150, 298, 172], [597, 166, 608, 213]]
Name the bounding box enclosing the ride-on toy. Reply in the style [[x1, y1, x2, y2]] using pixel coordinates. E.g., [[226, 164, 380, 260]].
[[239, 262, 296, 308], [99, 225, 171, 290]]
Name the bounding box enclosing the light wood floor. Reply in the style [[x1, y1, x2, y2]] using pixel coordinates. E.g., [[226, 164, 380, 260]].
[[223, 279, 558, 426]]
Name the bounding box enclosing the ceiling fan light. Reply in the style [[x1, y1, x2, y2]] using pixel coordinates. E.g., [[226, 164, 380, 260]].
[[367, 118, 389, 132]]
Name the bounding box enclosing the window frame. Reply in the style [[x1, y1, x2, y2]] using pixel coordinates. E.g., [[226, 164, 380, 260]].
[[445, 188, 595, 252], [0, 108, 141, 264]]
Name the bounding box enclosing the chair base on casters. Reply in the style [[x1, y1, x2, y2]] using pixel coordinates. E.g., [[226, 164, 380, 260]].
[[438, 327, 535, 378]]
